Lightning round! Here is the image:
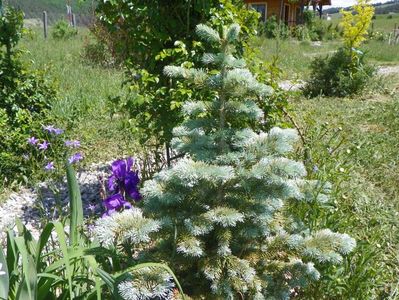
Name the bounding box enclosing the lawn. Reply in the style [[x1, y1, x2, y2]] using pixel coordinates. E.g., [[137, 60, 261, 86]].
[[290, 81, 399, 297], [253, 13, 399, 79], [18, 28, 138, 165]]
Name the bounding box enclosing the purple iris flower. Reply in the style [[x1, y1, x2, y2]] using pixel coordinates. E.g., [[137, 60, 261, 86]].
[[27, 137, 38, 145], [43, 125, 64, 135], [44, 162, 55, 171], [38, 141, 50, 150], [102, 193, 132, 216], [68, 152, 84, 164], [107, 157, 141, 201], [101, 157, 141, 217], [65, 140, 81, 148]]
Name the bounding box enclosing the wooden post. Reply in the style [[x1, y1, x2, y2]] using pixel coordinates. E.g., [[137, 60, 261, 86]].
[[279, 0, 284, 23], [43, 11, 48, 39], [72, 13, 76, 27]]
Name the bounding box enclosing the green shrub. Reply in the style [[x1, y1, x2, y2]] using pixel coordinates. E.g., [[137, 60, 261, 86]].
[[52, 19, 77, 40], [100, 0, 261, 175], [261, 15, 290, 39], [303, 48, 376, 97], [82, 39, 115, 67], [293, 25, 311, 41], [303, 10, 316, 27], [0, 7, 58, 184]]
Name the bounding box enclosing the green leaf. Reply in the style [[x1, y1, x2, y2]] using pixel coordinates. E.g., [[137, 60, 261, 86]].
[[0, 245, 9, 300], [96, 268, 115, 294], [67, 163, 83, 247], [52, 221, 74, 298], [14, 237, 37, 300], [84, 256, 102, 300], [6, 230, 18, 272], [37, 278, 55, 300], [35, 223, 54, 272]]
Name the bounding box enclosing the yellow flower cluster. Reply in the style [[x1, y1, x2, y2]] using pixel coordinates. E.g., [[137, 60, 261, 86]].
[[340, 0, 375, 49]]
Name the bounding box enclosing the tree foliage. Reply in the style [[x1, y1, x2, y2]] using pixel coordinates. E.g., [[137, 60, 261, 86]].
[[96, 0, 260, 169]]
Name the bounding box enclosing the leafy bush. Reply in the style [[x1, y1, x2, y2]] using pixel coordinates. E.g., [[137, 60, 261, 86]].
[[293, 25, 312, 41], [52, 19, 77, 40], [101, 0, 261, 175], [304, 48, 375, 97], [0, 7, 58, 184], [304, 0, 375, 98], [261, 15, 290, 39]]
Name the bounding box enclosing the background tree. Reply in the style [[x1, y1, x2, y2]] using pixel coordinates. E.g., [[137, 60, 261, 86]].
[[95, 0, 259, 172]]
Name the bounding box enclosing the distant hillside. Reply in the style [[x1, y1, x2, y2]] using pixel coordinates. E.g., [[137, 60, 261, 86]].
[[325, 0, 399, 15], [5, 0, 97, 25]]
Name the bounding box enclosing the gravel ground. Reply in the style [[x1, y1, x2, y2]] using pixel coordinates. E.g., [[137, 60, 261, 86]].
[[0, 162, 110, 244]]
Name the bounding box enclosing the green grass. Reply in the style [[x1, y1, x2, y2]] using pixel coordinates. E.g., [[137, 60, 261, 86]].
[[19, 27, 138, 165], [7, 0, 95, 23], [291, 79, 399, 298], [253, 37, 399, 79], [371, 13, 399, 33], [253, 37, 340, 79]]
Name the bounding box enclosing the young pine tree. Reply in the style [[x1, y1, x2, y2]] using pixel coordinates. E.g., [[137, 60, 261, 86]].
[[113, 24, 356, 299]]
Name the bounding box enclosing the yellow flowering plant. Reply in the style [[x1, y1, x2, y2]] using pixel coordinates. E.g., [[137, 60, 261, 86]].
[[340, 0, 375, 49]]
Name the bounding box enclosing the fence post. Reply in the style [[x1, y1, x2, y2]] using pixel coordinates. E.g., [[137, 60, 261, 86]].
[[43, 11, 48, 39], [72, 13, 76, 27]]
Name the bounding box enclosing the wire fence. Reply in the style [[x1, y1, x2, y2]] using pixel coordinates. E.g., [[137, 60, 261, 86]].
[[4, 0, 96, 26]]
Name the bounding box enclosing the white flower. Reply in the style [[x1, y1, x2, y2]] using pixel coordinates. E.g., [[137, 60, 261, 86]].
[[0, 263, 6, 276]]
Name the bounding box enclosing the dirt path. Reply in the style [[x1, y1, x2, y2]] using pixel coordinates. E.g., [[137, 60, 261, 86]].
[[378, 65, 399, 76]]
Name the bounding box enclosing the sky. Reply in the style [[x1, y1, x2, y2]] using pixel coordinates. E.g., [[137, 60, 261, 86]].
[[330, 0, 392, 7]]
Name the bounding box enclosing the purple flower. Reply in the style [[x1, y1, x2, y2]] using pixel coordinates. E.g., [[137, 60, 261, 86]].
[[27, 137, 38, 145], [107, 157, 141, 201], [38, 141, 50, 150], [88, 203, 97, 213], [53, 128, 64, 135], [44, 162, 55, 171], [43, 125, 64, 135], [312, 165, 319, 173], [102, 193, 132, 217], [68, 152, 84, 164], [65, 140, 81, 148]]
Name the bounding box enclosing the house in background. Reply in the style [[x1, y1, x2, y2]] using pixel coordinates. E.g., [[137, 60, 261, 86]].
[[244, 0, 332, 26]]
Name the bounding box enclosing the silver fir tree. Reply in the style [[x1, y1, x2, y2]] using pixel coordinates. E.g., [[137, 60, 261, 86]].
[[98, 23, 356, 299]]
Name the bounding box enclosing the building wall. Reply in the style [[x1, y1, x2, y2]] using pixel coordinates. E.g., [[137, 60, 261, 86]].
[[245, 0, 300, 25]]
